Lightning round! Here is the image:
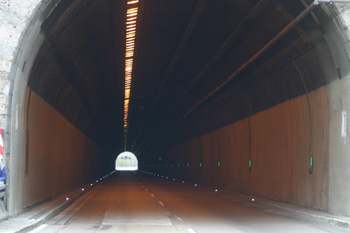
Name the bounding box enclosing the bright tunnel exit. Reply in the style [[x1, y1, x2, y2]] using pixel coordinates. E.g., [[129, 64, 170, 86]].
[[115, 151, 138, 171]]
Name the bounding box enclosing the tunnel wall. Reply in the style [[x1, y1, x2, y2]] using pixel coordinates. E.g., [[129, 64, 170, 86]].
[[325, 3, 350, 216], [22, 91, 102, 208], [165, 87, 329, 210]]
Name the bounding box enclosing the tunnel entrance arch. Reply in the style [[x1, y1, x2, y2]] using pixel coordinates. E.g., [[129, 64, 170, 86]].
[[2, 0, 350, 217], [115, 152, 138, 171]]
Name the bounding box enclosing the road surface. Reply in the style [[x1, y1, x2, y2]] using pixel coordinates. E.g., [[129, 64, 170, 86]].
[[29, 171, 350, 233]]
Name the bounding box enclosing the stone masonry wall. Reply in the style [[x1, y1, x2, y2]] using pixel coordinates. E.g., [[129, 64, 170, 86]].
[[0, 0, 45, 165]]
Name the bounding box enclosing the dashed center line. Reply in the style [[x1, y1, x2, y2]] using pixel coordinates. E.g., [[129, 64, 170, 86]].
[[188, 228, 197, 233], [158, 201, 165, 206], [150, 193, 155, 197]]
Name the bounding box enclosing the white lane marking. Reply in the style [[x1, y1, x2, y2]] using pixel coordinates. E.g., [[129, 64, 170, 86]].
[[150, 193, 155, 197], [145, 189, 149, 192], [102, 222, 172, 226], [177, 217, 183, 222], [158, 201, 165, 206], [28, 224, 48, 232], [188, 229, 197, 233]]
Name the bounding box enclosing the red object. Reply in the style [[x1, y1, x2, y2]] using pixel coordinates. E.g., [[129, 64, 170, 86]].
[[0, 129, 3, 157]]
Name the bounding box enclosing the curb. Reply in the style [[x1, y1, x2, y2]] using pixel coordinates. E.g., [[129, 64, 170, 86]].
[[17, 185, 97, 233], [0, 184, 97, 233]]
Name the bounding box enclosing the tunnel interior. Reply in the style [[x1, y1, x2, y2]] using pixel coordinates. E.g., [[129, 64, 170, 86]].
[[29, 0, 345, 164], [9, 0, 350, 215]]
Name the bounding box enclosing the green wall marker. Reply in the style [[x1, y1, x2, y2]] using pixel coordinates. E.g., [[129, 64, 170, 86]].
[[249, 160, 252, 168], [218, 161, 221, 167], [200, 162, 202, 167], [187, 163, 189, 167], [310, 156, 313, 167]]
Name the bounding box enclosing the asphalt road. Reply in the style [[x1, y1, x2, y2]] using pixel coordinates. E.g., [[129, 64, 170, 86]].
[[29, 171, 350, 233]]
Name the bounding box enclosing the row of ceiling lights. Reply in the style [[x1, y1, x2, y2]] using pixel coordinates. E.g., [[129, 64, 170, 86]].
[[124, 0, 139, 149]]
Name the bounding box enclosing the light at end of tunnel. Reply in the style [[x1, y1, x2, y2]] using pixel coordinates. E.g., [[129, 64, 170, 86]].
[[91, 183, 93, 186], [215, 189, 218, 192], [82, 188, 85, 191], [195, 184, 198, 187], [182, 181, 184, 183], [252, 198, 255, 202], [173, 178, 175, 181], [100, 178, 102, 180], [66, 197, 69, 201]]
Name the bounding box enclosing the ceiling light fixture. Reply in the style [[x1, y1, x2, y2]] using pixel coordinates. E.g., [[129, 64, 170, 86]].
[[123, 1, 139, 150]]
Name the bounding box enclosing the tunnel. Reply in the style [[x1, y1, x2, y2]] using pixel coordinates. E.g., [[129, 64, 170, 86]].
[[115, 151, 138, 171], [1, 0, 350, 231]]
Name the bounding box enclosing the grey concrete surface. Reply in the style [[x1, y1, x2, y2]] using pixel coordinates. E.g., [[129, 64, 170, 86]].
[[0, 171, 345, 233], [0, 182, 99, 233]]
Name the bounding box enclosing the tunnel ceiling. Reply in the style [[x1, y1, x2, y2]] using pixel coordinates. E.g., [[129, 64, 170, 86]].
[[29, 0, 340, 159]]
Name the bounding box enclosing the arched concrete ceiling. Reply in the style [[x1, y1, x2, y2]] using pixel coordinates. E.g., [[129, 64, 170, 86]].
[[29, 0, 348, 160]]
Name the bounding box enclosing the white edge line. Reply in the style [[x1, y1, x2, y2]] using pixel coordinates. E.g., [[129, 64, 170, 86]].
[[188, 229, 197, 233], [28, 224, 48, 233]]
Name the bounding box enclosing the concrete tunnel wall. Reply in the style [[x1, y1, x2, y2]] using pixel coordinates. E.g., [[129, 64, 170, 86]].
[[145, 4, 350, 216], [1, 0, 350, 216], [22, 91, 102, 208], [0, 1, 105, 214], [164, 87, 329, 211]]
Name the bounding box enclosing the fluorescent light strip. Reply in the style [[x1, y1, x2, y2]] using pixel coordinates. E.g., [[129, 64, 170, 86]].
[[127, 0, 139, 4], [123, 1, 139, 147]]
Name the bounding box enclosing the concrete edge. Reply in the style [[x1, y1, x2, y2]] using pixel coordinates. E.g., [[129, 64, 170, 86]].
[[218, 188, 350, 230], [16, 184, 99, 233], [140, 172, 350, 230], [272, 205, 350, 229], [0, 182, 98, 233]]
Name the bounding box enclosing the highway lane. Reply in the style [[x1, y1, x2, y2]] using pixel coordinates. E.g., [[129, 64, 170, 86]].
[[30, 171, 350, 233]]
